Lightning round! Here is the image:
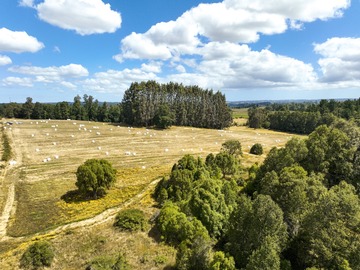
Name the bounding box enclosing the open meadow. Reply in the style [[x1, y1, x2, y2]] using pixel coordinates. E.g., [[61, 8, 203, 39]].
[[0, 119, 304, 269]]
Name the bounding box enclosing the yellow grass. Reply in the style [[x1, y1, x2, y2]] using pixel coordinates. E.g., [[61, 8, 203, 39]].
[[0, 119, 305, 269]]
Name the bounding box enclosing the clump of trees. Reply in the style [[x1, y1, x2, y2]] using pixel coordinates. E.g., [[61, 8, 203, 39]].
[[121, 81, 232, 129], [250, 143, 263, 155], [20, 241, 54, 269], [114, 209, 147, 232], [153, 123, 360, 269], [247, 98, 360, 134], [76, 159, 117, 199]]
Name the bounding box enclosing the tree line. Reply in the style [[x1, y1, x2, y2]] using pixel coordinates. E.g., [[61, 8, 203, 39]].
[[0, 95, 122, 123], [153, 119, 360, 269], [121, 80, 232, 129], [0, 81, 233, 129], [247, 98, 360, 134]]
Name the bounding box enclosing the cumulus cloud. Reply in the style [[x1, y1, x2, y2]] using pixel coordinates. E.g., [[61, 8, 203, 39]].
[[82, 68, 159, 94], [0, 55, 12, 66], [2, 77, 33, 87], [166, 42, 317, 90], [117, 0, 349, 61], [9, 63, 89, 79], [314, 37, 360, 82], [6, 64, 88, 89], [31, 0, 121, 35], [19, 0, 34, 7], [0, 28, 44, 53]]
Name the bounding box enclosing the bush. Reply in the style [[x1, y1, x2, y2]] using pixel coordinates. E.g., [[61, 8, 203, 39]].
[[114, 209, 146, 232], [20, 241, 54, 269], [250, 143, 263, 155], [86, 254, 130, 270], [1, 131, 12, 162]]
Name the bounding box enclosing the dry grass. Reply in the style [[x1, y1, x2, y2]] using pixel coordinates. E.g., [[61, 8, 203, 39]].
[[0, 119, 305, 269]]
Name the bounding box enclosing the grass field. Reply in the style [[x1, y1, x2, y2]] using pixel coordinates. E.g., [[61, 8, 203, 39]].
[[232, 108, 249, 119], [0, 119, 304, 269]]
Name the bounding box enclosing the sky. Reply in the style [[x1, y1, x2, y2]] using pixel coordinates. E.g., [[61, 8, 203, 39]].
[[1, 0, 360, 103]]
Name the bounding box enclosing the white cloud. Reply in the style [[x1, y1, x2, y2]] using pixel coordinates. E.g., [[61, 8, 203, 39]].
[[19, 0, 34, 7], [117, 0, 349, 61], [224, 0, 350, 22], [2, 77, 33, 87], [0, 55, 12, 66], [82, 68, 159, 94], [141, 62, 162, 73], [315, 37, 360, 82], [0, 28, 44, 53], [166, 42, 317, 90], [33, 0, 121, 35], [9, 64, 89, 79]]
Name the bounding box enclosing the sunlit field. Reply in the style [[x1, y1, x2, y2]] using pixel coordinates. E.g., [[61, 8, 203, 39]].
[[0, 119, 304, 269]]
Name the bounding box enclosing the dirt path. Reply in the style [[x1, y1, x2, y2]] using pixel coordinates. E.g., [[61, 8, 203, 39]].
[[0, 128, 23, 239], [34, 177, 161, 238], [0, 184, 14, 238]]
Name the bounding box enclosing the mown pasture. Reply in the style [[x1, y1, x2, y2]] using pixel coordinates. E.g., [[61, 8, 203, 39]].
[[0, 119, 303, 269]]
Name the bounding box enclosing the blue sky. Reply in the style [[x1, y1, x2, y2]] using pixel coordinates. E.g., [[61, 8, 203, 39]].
[[0, 0, 360, 103]]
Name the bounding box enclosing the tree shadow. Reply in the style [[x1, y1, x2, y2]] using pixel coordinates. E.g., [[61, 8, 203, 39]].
[[60, 189, 95, 203], [148, 224, 162, 243]]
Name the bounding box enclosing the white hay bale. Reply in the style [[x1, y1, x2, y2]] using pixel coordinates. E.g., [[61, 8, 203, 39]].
[[96, 132, 100, 135], [84, 128, 87, 131], [47, 157, 51, 162], [52, 142, 57, 145], [54, 155, 59, 159], [43, 159, 48, 163], [9, 160, 17, 166], [36, 148, 40, 152], [92, 140, 95, 143], [71, 135, 74, 138], [98, 146, 102, 150], [142, 166, 146, 169], [164, 148, 169, 152], [89, 130, 92, 133], [36, 122, 38, 124], [105, 151, 109, 156], [125, 151, 131, 156], [54, 128, 57, 131], [132, 152, 137, 156], [46, 133, 49, 136], [31, 134, 35, 137], [73, 122, 77, 125]]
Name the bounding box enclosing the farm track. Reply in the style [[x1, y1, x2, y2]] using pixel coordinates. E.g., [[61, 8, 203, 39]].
[[0, 176, 161, 242], [0, 128, 22, 240], [34, 177, 161, 238]]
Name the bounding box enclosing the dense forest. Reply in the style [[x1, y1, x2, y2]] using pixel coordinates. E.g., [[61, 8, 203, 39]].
[[0, 81, 232, 129], [121, 81, 232, 129], [247, 98, 360, 134], [0, 95, 122, 123], [154, 119, 360, 269]]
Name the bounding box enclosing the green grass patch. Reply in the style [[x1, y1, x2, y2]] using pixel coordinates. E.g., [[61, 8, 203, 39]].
[[1, 130, 12, 161], [232, 108, 249, 119]]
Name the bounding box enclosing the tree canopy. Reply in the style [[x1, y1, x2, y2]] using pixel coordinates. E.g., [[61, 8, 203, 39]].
[[76, 159, 117, 199]]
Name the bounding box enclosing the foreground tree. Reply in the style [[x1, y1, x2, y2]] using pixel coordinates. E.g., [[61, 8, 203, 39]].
[[20, 241, 54, 269], [221, 140, 243, 157], [76, 159, 117, 199]]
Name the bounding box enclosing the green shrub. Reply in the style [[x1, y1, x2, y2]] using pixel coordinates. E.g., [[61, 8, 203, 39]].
[[1, 131, 12, 162], [86, 254, 130, 270], [250, 143, 263, 155], [153, 255, 167, 266], [20, 241, 54, 269], [114, 209, 146, 232]]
